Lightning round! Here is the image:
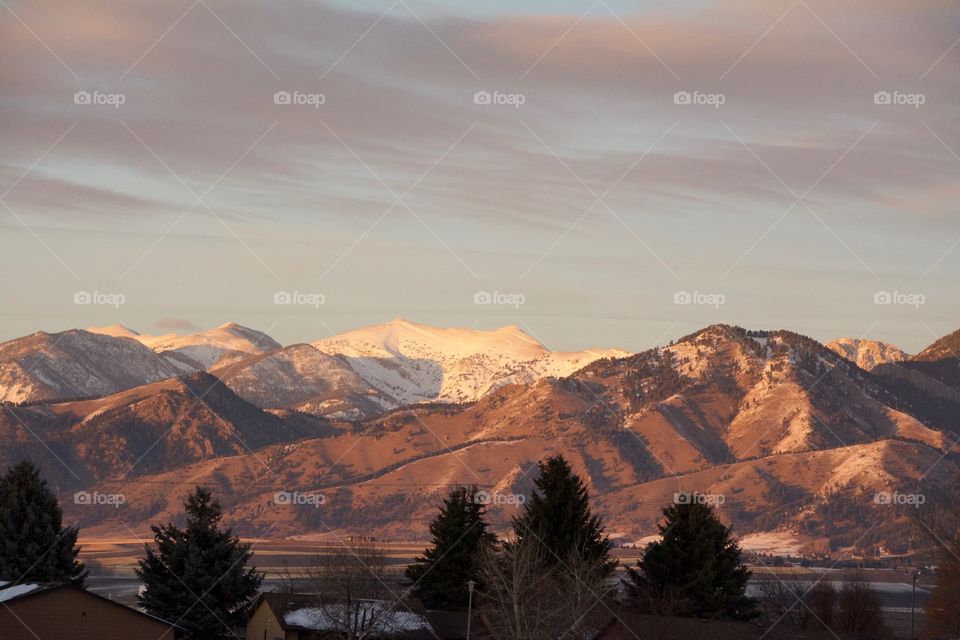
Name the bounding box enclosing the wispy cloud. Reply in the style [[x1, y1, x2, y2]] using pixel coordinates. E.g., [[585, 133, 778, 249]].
[[0, 0, 958, 351]]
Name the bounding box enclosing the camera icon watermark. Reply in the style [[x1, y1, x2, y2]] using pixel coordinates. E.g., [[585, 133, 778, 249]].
[[74, 491, 126, 509], [473, 90, 526, 109], [673, 290, 725, 308], [273, 490, 324, 508], [873, 491, 925, 508], [473, 290, 526, 308], [873, 91, 925, 109], [74, 290, 126, 308], [274, 290, 325, 308], [74, 90, 126, 109], [473, 490, 525, 506], [873, 290, 925, 308], [673, 491, 725, 506], [274, 90, 326, 108], [674, 91, 725, 109]]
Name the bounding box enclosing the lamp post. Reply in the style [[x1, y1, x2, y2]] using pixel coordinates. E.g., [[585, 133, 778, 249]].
[[466, 580, 476, 640], [911, 570, 919, 639]]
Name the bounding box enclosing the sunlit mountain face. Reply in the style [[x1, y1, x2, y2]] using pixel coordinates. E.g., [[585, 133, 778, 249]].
[[1, 320, 957, 555]]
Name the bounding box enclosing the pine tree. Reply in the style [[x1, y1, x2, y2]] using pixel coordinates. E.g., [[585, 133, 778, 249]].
[[406, 485, 494, 610], [627, 495, 758, 620], [136, 487, 262, 638], [512, 455, 616, 577], [0, 460, 85, 584]]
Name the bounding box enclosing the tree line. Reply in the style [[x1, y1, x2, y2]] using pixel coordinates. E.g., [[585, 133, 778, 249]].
[[405, 454, 757, 640]]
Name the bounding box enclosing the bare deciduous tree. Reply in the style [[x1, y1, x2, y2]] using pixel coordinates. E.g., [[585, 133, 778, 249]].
[[280, 541, 400, 640], [756, 579, 815, 629], [479, 538, 562, 640], [478, 537, 611, 640], [912, 483, 960, 636], [836, 573, 890, 640], [806, 581, 836, 630], [757, 574, 889, 640], [555, 545, 612, 640]]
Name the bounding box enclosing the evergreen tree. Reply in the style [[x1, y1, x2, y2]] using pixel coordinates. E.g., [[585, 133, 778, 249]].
[[512, 455, 616, 577], [137, 487, 262, 638], [406, 485, 494, 609], [0, 460, 85, 584], [627, 495, 758, 620]]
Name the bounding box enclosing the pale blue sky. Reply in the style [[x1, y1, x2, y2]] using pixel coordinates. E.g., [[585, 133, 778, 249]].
[[1, 0, 958, 353]]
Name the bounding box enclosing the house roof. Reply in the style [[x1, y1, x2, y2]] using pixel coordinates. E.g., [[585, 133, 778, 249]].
[[256, 591, 320, 627], [424, 610, 470, 639], [0, 581, 184, 631], [597, 611, 851, 640], [0, 581, 56, 603], [420, 610, 495, 640]]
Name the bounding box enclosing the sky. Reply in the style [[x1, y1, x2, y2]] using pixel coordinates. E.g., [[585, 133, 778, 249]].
[[1, 0, 958, 354]]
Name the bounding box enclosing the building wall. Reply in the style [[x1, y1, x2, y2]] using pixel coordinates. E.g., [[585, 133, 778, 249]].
[[0, 588, 175, 640], [245, 600, 293, 640]]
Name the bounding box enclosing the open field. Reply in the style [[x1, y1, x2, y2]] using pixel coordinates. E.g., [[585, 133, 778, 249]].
[[81, 537, 934, 616]]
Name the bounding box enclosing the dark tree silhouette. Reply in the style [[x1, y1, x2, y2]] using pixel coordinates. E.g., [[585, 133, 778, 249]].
[[512, 455, 616, 578], [406, 485, 494, 609], [628, 495, 758, 620], [137, 487, 261, 639], [0, 460, 85, 584]]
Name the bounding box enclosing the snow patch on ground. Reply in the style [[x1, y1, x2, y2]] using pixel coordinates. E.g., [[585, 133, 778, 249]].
[[739, 531, 805, 556], [284, 601, 431, 633]]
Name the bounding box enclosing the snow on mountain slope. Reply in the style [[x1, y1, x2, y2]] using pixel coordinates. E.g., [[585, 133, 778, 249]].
[[312, 317, 629, 404], [0, 330, 181, 403], [87, 324, 142, 339], [826, 337, 907, 370], [89, 322, 281, 369], [210, 344, 391, 420], [25, 322, 960, 547]]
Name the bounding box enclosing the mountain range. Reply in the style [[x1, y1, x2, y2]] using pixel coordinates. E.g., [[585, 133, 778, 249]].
[[0, 320, 957, 554]]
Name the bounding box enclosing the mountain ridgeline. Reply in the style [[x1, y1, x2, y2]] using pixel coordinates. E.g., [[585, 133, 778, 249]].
[[0, 320, 957, 553]]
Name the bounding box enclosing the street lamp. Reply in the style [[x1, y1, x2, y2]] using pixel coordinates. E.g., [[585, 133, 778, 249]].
[[911, 570, 919, 639], [466, 580, 476, 640]]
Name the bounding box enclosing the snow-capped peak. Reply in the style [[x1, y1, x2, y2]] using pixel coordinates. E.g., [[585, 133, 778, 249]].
[[87, 324, 141, 339], [826, 337, 907, 370], [88, 322, 281, 369], [320, 317, 549, 360], [313, 318, 629, 405]]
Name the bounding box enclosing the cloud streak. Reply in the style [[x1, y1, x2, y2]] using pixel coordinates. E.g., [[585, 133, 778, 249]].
[[0, 0, 957, 351]]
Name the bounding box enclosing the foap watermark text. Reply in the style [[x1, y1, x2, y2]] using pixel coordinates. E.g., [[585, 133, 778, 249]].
[[474, 490, 525, 506], [74, 291, 125, 308], [274, 290, 325, 308], [74, 90, 125, 109], [74, 491, 126, 508], [474, 290, 525, 308], [874, 290, 925, 308], [674, 91, 725, 109], [874, 491, 925, 508], [674, 491, 725, 506], [274, 90, 326, 108], [874, 91, 925, 108], [274, 490, 325, 508], [474, 90, 526, 109], [674, 290, 725, 308]]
